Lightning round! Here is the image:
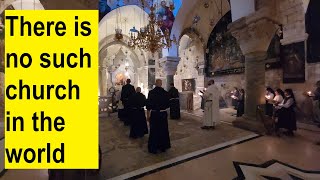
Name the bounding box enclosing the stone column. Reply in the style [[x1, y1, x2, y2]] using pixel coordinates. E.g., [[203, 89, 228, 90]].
[[159, 56, 180, 91], [99, 66, 108, 97], [244, 52, 267, 118], [229, 14, 279, 132]]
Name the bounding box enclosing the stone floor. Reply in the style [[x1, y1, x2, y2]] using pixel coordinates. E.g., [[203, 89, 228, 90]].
[[99, 112, 253, 179], [140, 129, 320, 180]]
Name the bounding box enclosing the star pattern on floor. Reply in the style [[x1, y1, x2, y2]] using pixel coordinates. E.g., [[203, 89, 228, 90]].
[[233, 160, 320, 180]]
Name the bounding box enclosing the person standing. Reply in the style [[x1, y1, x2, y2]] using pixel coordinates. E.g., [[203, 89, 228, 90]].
[[202, 80, 220, 130], [236, 89, 245, 117], [265, 87, 275, 117], [146, 79, 171, 154], [232, 87, 240, 110], [275, 89, 297, 137], [128, 87, 148, 139], [121, 79, 135, 126], [168, 83, 181, 119]]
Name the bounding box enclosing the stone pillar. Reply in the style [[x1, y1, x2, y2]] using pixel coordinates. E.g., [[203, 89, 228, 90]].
[[99, 66, 108, 97], [166, 75, 174, 91], [244, 52, 267, 118], [229, 13, 279, 132], [159, 56, 180, 91]]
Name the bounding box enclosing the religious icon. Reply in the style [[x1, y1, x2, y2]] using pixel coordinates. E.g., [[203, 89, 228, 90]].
[[156, 0, 175, 33], [182, 79, 196, 92], [281, 41, 305, 83]]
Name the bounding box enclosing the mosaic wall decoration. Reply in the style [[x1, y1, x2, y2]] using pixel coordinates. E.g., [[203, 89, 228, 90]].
[[206, 11, 282, 77], [99, 0, 111, 21], [205, 11, 245, 77]]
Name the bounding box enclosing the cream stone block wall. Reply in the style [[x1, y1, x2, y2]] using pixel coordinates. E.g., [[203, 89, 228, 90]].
[[206, 61, 319, 109]]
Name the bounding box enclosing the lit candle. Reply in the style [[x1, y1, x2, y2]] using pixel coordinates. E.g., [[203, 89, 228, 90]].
[[265, 95, 271, 100], [307, 91, 312, 96]]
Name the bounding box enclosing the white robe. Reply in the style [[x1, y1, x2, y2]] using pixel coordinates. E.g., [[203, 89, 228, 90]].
[[203, 84, 220, 126]]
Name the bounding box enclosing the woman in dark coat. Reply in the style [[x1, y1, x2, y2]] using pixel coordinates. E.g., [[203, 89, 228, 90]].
[[275, 89, 297, 136], [265, 87, 275, 117], [128, 87, 148, 138], [236, 89, 245, 117]]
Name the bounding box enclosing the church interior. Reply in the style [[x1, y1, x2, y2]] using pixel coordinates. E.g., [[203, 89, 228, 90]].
[[1, 0, 320, 179]]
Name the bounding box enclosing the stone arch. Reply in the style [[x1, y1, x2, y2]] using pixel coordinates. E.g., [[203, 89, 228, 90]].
[[0, 0, 45, 13], [174, 29, 206, 110], [99, 35, 146, 68], [169, 0, 230, 57]]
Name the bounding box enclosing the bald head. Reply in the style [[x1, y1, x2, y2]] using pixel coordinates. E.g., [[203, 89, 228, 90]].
[[155, 79, 162, 87], [136, 87, 141, 93], [126, 79, 131, 84]]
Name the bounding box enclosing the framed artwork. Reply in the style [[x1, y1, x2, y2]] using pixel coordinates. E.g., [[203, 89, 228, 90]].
[[182, 79, 196, 92], [281, 41, 305, 83]]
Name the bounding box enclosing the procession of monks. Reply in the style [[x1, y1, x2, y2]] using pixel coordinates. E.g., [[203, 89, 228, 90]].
[[119, 79, 181, 154]]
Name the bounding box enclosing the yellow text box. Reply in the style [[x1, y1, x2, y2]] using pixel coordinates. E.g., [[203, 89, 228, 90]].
[[5, 10, 99, 169]]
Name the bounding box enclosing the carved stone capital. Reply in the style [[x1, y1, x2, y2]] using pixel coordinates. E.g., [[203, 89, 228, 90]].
[[229, 17, 279, 55], [159, 56, 181, 76]]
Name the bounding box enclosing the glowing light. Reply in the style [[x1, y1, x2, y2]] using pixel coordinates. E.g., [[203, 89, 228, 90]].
[[125, 71, 129, 76], [265, 95, 271, 100], [307, 91, 312, 96], [125, 62, 129, 67]]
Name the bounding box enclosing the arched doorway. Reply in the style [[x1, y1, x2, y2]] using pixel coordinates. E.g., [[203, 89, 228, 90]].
[[175, 30, 205, 110]]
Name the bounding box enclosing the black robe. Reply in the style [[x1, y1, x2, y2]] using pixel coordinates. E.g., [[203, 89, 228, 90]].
[[168, 87, 181, 119], [265, 93, 275, 116], [276, 97, 297, 131], [146, 87, 171, 153], [120, 84, 135, 125], [128, 92, 148, 138], [237, 93, 245, 117], [232, 90, 240, 107]]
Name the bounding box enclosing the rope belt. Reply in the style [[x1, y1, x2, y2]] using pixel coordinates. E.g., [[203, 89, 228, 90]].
[[170, 98, 179, 100], [132, 107, 145, 110], [151, 108, 169, 112]]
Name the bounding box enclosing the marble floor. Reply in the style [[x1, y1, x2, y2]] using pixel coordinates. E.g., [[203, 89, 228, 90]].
[[1, 110, 320, 180], [99, 112, 253, 179], [140, 129, 320, 180]]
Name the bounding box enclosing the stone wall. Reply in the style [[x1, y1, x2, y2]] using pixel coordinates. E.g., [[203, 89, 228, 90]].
[[208, 62, 319, 117], [175, 35, 205, 110], [279, 0, 308, 45]]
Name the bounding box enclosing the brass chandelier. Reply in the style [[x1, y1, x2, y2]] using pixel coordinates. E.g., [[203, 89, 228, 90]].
[[128, 1, 177, 54]]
